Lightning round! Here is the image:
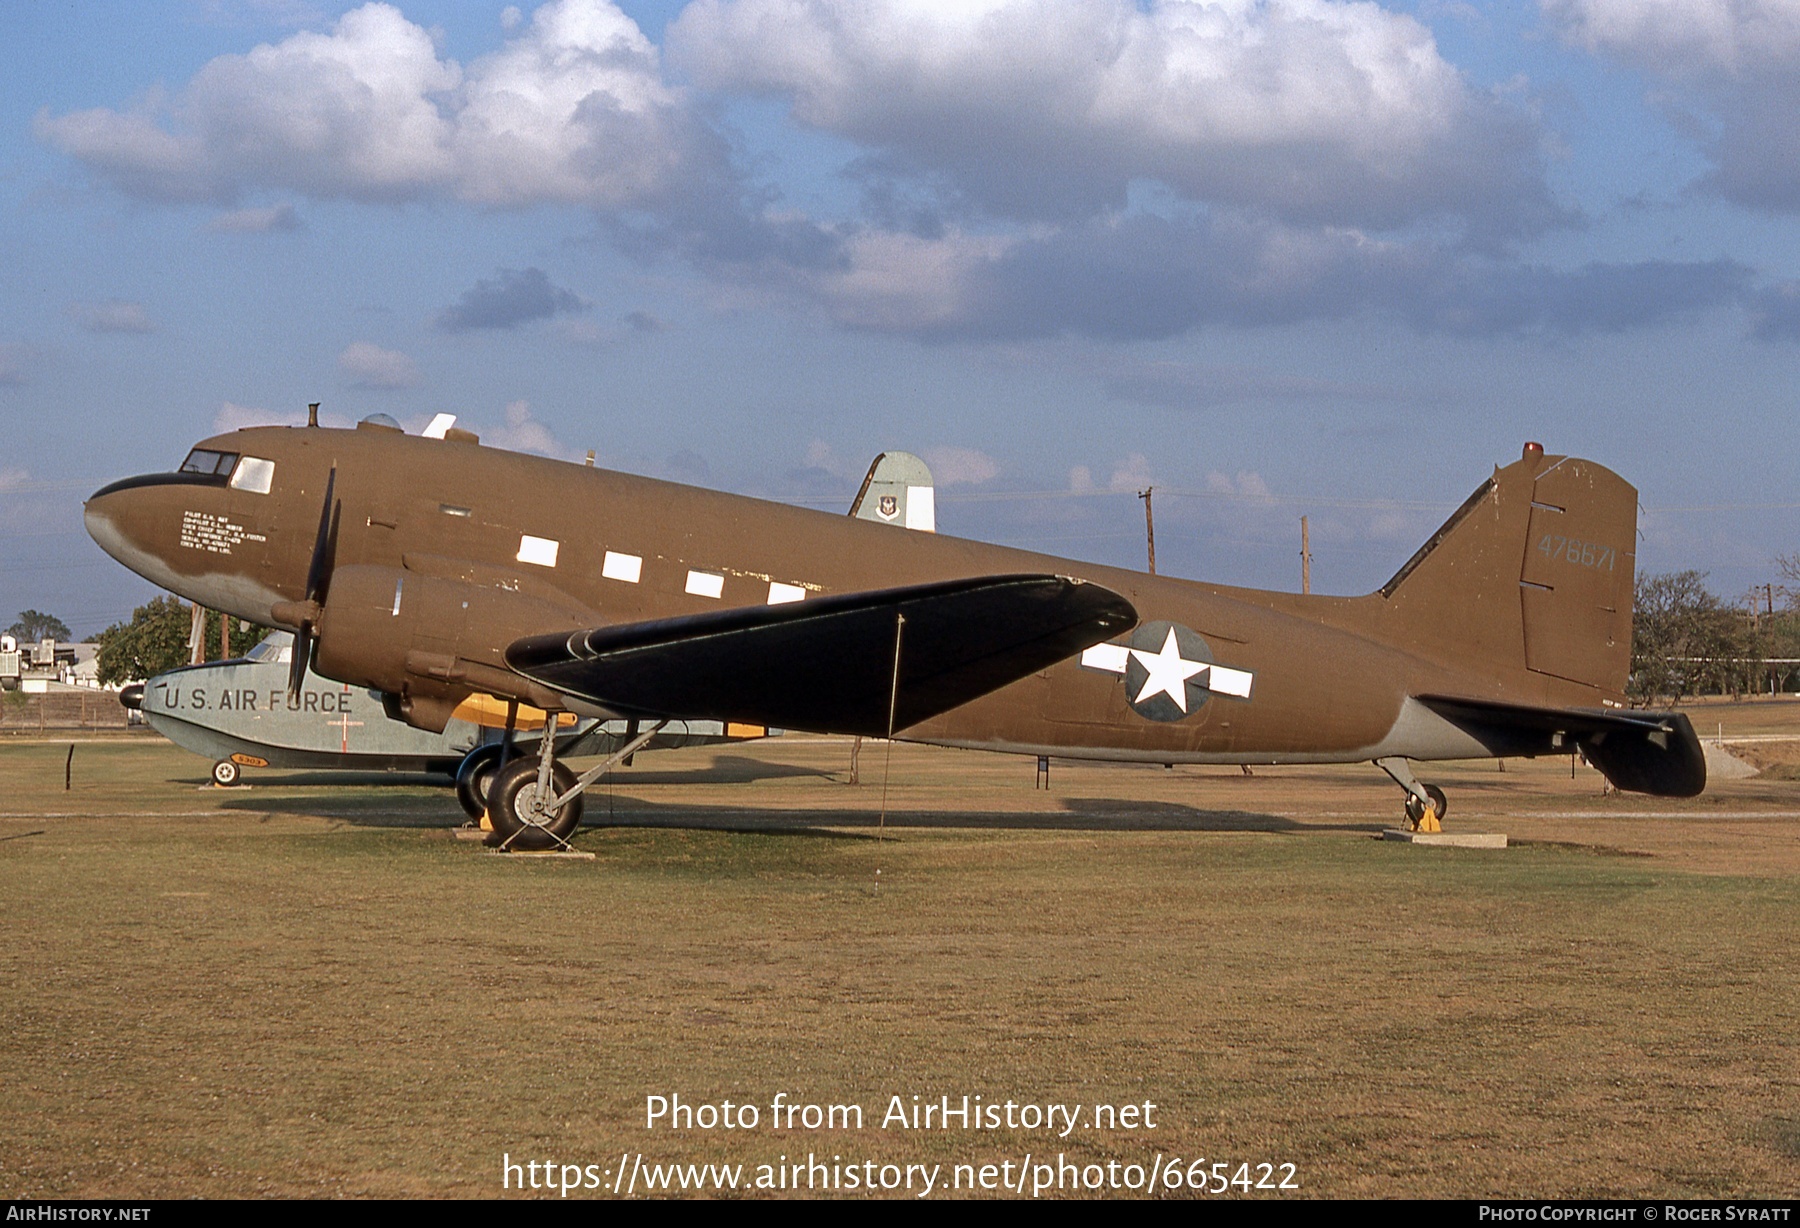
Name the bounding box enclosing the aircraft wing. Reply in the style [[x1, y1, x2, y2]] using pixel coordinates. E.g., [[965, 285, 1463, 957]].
[[1416, 694, 1706, 797], [506, 574, 1137, 738]]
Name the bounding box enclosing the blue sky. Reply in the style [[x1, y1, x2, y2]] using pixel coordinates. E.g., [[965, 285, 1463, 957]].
[[5, 0, 1800, 636]]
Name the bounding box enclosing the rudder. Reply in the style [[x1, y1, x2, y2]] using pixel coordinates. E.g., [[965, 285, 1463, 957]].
[[1379, 445, 1636, 697]]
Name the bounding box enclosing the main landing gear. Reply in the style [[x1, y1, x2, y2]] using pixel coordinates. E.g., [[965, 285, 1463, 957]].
[[454, 744, 505, 822], [1374, 756, 1447, 832], [478, 716, 667, 852]]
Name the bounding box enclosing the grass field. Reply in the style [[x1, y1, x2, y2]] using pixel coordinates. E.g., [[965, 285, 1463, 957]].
[[2, 719, 1798, 1198]]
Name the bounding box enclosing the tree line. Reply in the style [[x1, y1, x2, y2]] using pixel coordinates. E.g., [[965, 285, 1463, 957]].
[[1630, 566, 1800, 705]]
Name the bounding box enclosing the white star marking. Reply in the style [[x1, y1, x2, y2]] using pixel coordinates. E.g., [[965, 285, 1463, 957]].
[[1128, 627, 1208, 712]]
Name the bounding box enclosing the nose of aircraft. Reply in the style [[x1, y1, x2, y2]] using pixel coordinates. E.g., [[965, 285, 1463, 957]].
[[84, 478, 150, 570], [83, 473, 193, 591]]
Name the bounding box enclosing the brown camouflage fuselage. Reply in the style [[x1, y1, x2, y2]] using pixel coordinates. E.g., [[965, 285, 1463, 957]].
[[86, 423, 1635, 766]]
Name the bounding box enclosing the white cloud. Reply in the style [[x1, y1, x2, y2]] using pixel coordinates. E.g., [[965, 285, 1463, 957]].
[[1204, 469, 1275, 502], [0, 467, 32, 493], [486, 399, 565, 455], [37, 0, 722, 211], [338, 340, 421, 388], [214, 401, 278, 432], [206, 203, 303, 232], [797, 439, 865, 481], [1545, 0, 1800, 73], [672, 0, 1552, 233], [71, 300, 154, 334], [920, 445, 998, 486], [1546, 0, 1800, 212], [1108, 453, 1154, 492]]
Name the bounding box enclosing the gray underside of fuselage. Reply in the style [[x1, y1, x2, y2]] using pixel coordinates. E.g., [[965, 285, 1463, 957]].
[[910, 696, 1499, 766]]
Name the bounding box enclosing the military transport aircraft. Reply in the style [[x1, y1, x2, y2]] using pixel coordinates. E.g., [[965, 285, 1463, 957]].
[[84, 413, 1705, 849]]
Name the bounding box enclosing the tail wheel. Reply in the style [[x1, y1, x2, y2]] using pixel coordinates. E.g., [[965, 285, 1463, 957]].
[[453, 744, 506, 821], [211, 759, 241, 787], [486, 756, 584, 851], [1404, 786, 1448, 832]]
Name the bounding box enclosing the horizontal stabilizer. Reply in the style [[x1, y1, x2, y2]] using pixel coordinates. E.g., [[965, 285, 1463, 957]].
[[1418, 695, 1706, 797], [506, 575, 1138, 738]]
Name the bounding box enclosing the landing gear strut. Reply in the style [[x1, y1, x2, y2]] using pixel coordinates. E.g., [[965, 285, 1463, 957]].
[[484, 717, 667, 852], [1375, 756, 1447, 832]]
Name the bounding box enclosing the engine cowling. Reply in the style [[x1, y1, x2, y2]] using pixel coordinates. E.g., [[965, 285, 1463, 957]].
[[310, 563, 595, 732]]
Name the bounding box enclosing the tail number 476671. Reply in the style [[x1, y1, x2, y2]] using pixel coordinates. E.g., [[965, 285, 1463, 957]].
[[1538, 534, 1616, 571]]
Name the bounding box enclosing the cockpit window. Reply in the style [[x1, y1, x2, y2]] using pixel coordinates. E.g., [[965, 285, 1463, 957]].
[[245, 635, 292, 664], [179, 449, 239, 476], [229, 457, 275, 494]]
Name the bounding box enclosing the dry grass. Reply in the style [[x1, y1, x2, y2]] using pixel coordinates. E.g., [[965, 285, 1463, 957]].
[[1, 733, 1797, 1198]]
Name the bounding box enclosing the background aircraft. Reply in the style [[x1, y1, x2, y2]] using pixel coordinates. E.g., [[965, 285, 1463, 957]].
[[84, 417, 1705, 849], [120, 629, 764, 821]]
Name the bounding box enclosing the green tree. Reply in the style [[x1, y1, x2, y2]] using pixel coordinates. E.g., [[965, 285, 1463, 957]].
[[1631, 571, 1759, 704], [6, 609, 71, 643], [94, 598, 269, 686]]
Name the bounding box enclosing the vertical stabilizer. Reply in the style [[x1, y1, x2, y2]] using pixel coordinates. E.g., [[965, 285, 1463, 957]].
[[1378, 446, 1636, 696], [849, 451, 936, 531]]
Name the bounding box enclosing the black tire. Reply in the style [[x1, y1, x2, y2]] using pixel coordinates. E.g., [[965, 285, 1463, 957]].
[[454, 744, 506, 821], [1404, 793, 1425, 827], [1424, 784, 1448, 821], [486, 757, 583, 851], [211, 759, 240, 787]]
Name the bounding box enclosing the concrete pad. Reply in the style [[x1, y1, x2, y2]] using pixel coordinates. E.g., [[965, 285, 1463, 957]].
[[1704, 742, 1759, 781], [484, 848, 596, 860], [1382, 829, 1508, 848]]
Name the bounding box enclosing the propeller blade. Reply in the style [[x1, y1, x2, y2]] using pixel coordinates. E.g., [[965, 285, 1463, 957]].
[[287, 626, 310, 700], [304, 466, 339, 605], [287, 466, 338, 701]]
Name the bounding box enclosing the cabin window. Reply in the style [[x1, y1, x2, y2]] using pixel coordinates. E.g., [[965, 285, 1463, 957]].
[[602, 551, 642, 583], [228, 457, 275, 494], [179, 449, 239, 476], [517, 535, 560, 568], [439, 504, 472, 518], [768, 582, 806, 604], [686, 570, 724, 599]]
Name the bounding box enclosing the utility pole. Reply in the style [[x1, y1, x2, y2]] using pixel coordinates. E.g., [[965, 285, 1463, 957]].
[[1301, 515, 1312, 595], [188, 602, 206, 666], [1139, 487, 1156, 575]]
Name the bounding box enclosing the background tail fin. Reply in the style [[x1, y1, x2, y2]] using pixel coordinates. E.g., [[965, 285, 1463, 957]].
[[849, 451, 936, 531], [1380, 446, 1637, 695]]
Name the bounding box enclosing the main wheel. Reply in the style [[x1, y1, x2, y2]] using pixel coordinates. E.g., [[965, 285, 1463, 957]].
[[1424, 784, 1448, 822], [211, 759, 240, 787], [454, 744, 506, 821], [486, 757, 584, 851]]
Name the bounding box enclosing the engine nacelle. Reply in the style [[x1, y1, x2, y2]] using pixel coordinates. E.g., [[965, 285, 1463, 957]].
[[312, 563, 595, 732]]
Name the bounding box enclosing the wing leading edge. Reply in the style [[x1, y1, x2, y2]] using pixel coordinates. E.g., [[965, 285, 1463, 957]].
[[506, 574, 1138, 739]]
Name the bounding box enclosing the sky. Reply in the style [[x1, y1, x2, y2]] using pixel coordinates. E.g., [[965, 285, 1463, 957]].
[[4, 0, 1800, 637]]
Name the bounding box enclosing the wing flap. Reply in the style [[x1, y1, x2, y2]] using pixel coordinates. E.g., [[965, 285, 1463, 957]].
[[506, 574, 1137, 738], [1417, 694, 1706, 797]]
